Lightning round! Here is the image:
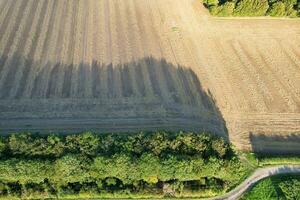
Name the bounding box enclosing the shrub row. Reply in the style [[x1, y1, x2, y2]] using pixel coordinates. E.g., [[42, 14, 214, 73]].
[[0, 131, 232, 159], [204, 0, 300, 17], [0, 132, 250, 199]]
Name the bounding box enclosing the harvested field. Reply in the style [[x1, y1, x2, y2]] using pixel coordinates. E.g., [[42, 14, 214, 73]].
[[0, 0, 299, 152]]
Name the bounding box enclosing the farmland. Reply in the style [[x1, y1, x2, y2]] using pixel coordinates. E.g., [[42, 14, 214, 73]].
[[0, 0, 300, 153]]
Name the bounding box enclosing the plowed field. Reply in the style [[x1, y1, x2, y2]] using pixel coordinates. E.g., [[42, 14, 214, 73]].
[[0, 0, 299, 152]]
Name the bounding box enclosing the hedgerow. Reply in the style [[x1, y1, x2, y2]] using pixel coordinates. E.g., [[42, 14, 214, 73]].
[[204, 0, 300, 17], [0, 131, 251, 199]]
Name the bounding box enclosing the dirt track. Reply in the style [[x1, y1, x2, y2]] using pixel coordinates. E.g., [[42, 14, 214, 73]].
[[0, 0, 299, 152]]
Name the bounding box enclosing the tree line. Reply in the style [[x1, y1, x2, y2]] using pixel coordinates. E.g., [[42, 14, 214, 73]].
[[0, 132, 250, 199], [204, 0, 300, 17]]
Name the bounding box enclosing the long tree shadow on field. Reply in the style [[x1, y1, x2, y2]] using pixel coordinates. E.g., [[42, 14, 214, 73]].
[[249, 132, 300, 155], [0, 54, 228, 139]]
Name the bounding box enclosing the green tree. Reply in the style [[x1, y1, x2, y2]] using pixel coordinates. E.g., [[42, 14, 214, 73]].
[[210, 2, 235, 16], [147, 132, 170, 155], [54, 155, 90, 184], [234, 0, 269, 16], [282, 0, 298, 16], [66, 132, 100, 156], [138, 153, 160, 184], [211, 138, 229, 158], [0, 159, 53, 184], [268, 2, 286, 16], [204, 0, 219, 7], [0, 137, 6, 157]]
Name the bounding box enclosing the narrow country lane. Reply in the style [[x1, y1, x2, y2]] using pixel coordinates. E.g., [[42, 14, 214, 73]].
[[212, 165, 300, 200]]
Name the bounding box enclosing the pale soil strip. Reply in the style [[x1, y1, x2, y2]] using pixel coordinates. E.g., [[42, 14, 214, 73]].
[[0, 0, 7, 11], [103, 0, 118, 98], [70, 0, 84, 98], [61, 1, 79, 98], [150, 0, 183, 102], [0, 0, 18, 53], [38, 0, 67, 98], [80, 0, 93, 98], [53, 0, 74, 98], [126, 0, 155, 98], [0, 0, 32, 95], [232, 41, 274, 110], [0, 0, 5, 9], [91, 61, 102, 98], [114, 0, 130, 64], [29, 0, 61, 98], [164, 0, 205, 108], [226, 113, 300, 142], [241, 41, 298, 113], [65, 0, 79, 65], [98, 0, 110, 98], [278, 40, 300, 71], [92, 0, 104, 63], [221, 40, 268, 112], [192, 38, 237, 112], [103, 0, 112, 64], [107, 0, 120, 65], [213, 40, 253, 112], [228, 41, 269, 112], [117, 0, 140, 97], [90, 0, 102, 98], [95, 0, 108, 98], [288, 42, 300, 69], [9, 0, 46, 98], [162, 0, 209, 109], [0, 0, 10, 32], [114, 0, 134, 98], [272, 39, 300, 87], [140, 0, 173, 102], [108, 0, 122, 99], [255, 42, 299, 112], [176, 0, 238, 112], [84, 0, 94, 65], [273, 40, 300, 101], [47, 0, 72, 98], [153, 0, 193, 106], [85, 0, 95, 98], [173, 0, 230, 110], [1, 0, 40, 99], [0, 0, 24, 73], [135, 0, 166, 100], [23, 0, 56, 98], [162, 3, 200, 107], [14, 0, 50, 99]]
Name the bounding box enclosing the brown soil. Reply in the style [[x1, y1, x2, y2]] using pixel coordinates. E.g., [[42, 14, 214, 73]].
[[0, 0, 299, 152]]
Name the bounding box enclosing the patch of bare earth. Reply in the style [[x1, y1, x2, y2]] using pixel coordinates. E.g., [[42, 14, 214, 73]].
[[0, 0, 299, 153]]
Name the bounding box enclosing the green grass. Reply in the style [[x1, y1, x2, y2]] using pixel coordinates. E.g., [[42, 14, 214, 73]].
[[257, 156, 300, 166], [241, 152, 300, 166], [241, 174, 300, 200]]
